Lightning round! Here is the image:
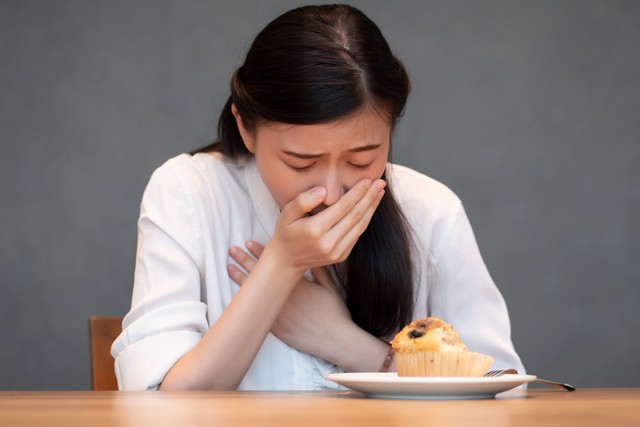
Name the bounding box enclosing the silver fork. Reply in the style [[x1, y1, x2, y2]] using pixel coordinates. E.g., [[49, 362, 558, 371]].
[[484, 369, 576, 391]]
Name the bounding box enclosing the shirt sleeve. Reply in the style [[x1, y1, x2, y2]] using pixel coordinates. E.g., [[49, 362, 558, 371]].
[[427, 203, 526, 374], [111, 160, 209, 390]]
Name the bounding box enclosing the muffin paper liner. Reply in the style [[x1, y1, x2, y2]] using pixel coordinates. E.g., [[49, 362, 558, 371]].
[[395, 351, 494, 377]]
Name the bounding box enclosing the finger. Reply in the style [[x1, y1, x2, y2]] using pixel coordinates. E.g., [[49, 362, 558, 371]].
[[336, 190, 384, 251], [334, 203, 382, 262], [279, 186, 327, 225], [245, 240, 265, 259], [229, 246, 258, 273], [323, 180, 385, 245], [321, 189, 384, 264], [314, 179, 386, 231], [227, 263, 248, 286]]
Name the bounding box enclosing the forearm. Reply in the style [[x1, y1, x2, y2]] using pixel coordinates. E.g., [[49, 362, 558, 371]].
[[160, 247, 304, 390], [321, 320, 395, 373]]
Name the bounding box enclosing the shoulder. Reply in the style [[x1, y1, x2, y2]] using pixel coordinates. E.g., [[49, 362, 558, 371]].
[[387, 163, 462, 221], [152, 152, 245, 186], [145, 152, 248, 200], [387, 163, 474, 265], [139, 152, 253, 230]]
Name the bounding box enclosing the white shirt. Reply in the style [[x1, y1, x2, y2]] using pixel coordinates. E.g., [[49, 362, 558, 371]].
[[111, 152, 525, 390]]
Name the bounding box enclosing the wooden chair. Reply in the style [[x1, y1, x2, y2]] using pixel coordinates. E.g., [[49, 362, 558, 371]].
[[88, 316, 123, 391]]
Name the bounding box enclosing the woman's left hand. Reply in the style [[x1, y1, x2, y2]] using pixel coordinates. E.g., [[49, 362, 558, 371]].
[[227, 240, 353, 363]]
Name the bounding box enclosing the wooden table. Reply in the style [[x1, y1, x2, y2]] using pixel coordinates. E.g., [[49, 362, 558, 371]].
[[1, 388, 638, 427]]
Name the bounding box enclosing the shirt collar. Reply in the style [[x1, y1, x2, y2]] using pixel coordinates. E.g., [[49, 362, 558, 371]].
[[244, 156, 279, 237]]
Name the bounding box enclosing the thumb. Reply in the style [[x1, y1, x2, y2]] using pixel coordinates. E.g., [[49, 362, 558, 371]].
[[280, 186, 326, 224]]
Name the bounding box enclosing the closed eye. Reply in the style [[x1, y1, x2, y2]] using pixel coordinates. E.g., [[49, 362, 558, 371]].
[[289, 163, 316, 174], [349, 162, 373, 170]]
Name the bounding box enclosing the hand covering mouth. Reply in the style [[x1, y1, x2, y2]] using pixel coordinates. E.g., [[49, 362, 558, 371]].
[[309, 205, 328, 216]]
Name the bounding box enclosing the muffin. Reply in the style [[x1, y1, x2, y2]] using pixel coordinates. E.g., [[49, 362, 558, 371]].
[[390, 317, 494, 377]]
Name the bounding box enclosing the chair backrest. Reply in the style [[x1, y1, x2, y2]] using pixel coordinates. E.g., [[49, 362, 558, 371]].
[[88, 316, 123, 391]]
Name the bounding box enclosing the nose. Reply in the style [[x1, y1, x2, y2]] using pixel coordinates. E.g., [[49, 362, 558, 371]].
[[322, 174, 347, 206]]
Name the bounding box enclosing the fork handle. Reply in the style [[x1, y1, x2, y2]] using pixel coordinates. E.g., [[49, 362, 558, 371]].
[[535, 378, 576, 391]]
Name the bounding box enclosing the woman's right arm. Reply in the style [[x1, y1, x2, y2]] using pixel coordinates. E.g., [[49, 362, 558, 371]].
[[158, 242, 304, 390], [159, 178, 385, 390]]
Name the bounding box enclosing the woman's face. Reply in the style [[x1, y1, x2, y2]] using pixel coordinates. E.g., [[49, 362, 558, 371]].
[[236, 108, 391, 213]]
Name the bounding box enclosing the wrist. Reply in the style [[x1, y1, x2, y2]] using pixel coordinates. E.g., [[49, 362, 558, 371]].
[[379, 345, 395, 372], [261, 241, 307, 279], [330, 322, 392, 373]]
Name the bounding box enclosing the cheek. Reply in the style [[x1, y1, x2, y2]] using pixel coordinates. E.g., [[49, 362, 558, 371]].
[[364, 145, 390, 182], [256, 159, 309, 209], [269, 178, 308, 209], [363, 157, 388, 182], [373, 158, 388, 179], [340, 162, 388, 194]]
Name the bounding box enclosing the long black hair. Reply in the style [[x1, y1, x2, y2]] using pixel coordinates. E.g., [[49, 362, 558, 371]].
[[196, 4, 414, 338]]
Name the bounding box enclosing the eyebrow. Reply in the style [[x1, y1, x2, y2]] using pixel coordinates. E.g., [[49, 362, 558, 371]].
[[282, 144, 381, 159]]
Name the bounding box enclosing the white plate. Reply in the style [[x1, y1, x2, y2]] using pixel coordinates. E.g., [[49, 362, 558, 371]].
[[325, 372, 536, 400]]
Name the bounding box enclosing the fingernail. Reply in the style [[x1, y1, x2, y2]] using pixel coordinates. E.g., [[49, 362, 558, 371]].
[[229, 246, 239, 257], [375, 180, 386, 190]]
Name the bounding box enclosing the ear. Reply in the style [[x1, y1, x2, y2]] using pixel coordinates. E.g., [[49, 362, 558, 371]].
[[231, 103, 255, 154]]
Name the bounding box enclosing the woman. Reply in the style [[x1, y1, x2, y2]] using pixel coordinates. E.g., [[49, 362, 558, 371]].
[[111, 4, 525, 391]]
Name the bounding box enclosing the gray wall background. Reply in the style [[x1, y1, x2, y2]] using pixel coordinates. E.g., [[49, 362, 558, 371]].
[[1, 0, 638, 390]]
